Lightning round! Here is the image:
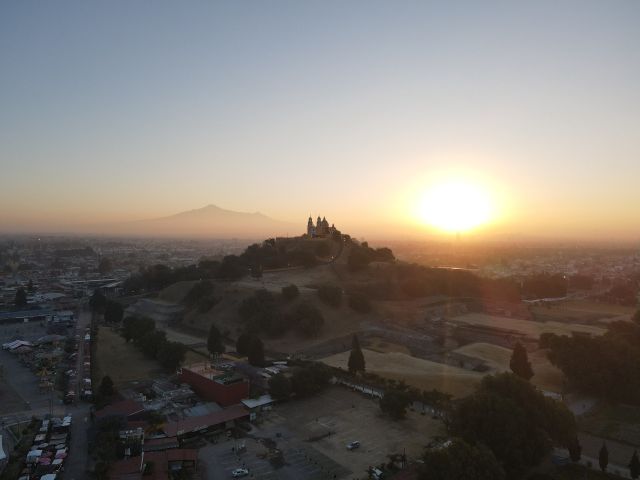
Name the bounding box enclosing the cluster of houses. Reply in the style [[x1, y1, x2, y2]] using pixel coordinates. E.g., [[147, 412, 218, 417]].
[[19, 416, 73, 480], [94, 358, 279, 480]]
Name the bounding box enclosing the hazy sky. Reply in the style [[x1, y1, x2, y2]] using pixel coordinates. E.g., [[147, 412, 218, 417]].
[[1, 1, 639, 240]]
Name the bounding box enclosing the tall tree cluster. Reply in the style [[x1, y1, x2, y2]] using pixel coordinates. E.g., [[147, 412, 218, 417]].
[[348, 335, 366, 375], [448, 373, 577, 478], [120, 316, 186, 371], [541, 320, 640, 404], [510, 342, 534, 380]]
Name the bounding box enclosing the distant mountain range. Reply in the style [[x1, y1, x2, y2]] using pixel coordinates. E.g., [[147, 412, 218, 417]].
[[110, 204, 299, 239]]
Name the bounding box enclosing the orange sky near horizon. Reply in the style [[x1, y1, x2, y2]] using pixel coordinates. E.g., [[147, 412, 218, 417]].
[[1, 2, 639, 242]]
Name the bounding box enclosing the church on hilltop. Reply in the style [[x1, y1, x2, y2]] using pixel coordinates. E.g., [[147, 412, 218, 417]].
[[306, 215, 337, 238]]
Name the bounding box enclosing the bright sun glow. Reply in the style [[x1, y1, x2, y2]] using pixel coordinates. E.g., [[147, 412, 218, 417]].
[[419, 180, 492, 232]]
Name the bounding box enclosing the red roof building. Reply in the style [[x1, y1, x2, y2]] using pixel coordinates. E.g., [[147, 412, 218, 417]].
[[178, 363, 249, 407]]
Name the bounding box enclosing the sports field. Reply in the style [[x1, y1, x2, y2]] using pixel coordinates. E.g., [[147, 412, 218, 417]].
[[321, 348, 484, 397], [450, 312, 605, 338]]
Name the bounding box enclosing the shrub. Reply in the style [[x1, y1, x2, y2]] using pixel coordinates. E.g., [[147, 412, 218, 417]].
[[348, 292, 372, 313], [281, 284, 300, 301], [317, 285, 342, 307]]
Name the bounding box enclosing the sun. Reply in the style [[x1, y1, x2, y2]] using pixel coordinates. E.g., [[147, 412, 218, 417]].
[[418, 180, 492, 232]]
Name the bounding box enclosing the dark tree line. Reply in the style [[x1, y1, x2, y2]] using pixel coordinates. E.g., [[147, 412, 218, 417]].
[[236, 333, 264, 366], [447, 373, 577, 479], [238, 289, 324, 338], [317, 284, 342, 307], [347, 241, 395, 272], [541, 320, 640, 404], [521, 273, 567, 299], [121, 316, 187, 371], [419, 439, 505, 480]]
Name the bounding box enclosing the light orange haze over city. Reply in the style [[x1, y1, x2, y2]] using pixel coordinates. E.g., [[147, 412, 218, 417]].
[[1, 2, 639, 242]]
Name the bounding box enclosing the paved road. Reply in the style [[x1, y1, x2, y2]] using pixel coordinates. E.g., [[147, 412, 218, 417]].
[[64, 308, 92, 480]]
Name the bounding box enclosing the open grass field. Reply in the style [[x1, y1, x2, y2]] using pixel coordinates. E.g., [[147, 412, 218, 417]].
[[450, 312, 605, 338], [454, 342, 565, 393], [555, 300, 635, 316], [0, 378, 26, 414], [321, 348, 484, 397], [454, 342, 512, 370], [94, 327, 163, 387], [531, 300, 633, 326], [365, 336, 412, 355]]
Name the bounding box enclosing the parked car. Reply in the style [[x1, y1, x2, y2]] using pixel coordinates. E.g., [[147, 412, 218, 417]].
[[346, 441, 361, 450], [232, 468, 249, 478]]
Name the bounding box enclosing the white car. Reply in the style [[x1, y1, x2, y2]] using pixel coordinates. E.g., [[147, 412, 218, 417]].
[[232, 468, 249, 478], [346, 441, 361, 450]]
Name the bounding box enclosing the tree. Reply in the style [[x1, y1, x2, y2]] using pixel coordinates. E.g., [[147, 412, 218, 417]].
[[157, 342, 186, 371], [348, 292, 372, 313], [269, 373, 292, 401], [89, 290, 107, 313], [14, 287, 27, 307], [348, 335, 366, 374], [247, 337, 265, 366], [98, 257, 113, 275], [122, 317, 155, 343], [104, 300, 124, 324], [629, 450, 640, 480], [290, 363, 331, 397], [236, 333, 253, 356], [294, 303, 324, 337], [568, 437, 582, 463], [510, 342, 534, 381], [317, 285, 342, 307], [99, 376, 115, 398], [419, 439, 505, 480], [207, 324, 225, 356], [599, 443, 609, 472], [183, 280, 214, 307], [380, 388, 411, 420], [448, 373, 577, 478], [139, 330, 167, 358], [281, 284, 299, 301], [216, 255, 247, 281]]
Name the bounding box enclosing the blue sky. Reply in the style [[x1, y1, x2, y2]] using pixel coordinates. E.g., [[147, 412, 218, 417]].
[[1, 1, 639, 239]]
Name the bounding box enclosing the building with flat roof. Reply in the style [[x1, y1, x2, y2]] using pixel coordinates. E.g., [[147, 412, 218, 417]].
[[178, 363, 249, 407], [162, 404, 249, 438]]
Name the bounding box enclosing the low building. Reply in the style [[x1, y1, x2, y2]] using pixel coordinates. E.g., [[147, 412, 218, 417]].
[[241, 394, 274, 421], [0, 308, 52, 324], [178, 363, 249, 407], [162, 404, 249, 438]]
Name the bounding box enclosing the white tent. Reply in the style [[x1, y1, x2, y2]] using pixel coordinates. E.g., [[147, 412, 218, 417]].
[[0, 435, 7, 462]]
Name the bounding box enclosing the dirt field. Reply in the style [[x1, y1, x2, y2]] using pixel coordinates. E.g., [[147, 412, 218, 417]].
[[454, 342, 565, 393], [454, 342, 512, 370], [94, 327, 163, 387], [321, 349, 484, 397], [264, 386, 444, 477], [450, 312, 605, 338], [365, 336, 411, 355]]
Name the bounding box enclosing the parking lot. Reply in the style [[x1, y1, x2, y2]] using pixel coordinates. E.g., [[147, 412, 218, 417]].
[[200, 386, 444, 479]]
